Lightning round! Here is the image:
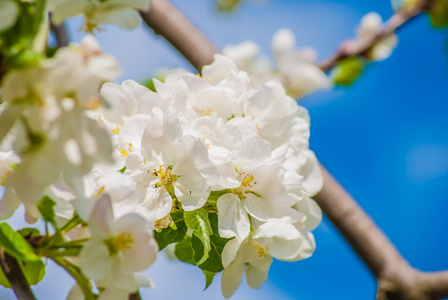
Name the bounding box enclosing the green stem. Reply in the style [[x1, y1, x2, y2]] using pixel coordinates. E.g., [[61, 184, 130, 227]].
[[50, 238, 89, 249], [51, 257, 95, 300], [46, 247, 81, 257], [60, 215, 83, 234]]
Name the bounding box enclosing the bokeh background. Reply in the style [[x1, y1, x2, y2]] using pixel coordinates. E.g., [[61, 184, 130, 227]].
[[2, 0, 448, 299]]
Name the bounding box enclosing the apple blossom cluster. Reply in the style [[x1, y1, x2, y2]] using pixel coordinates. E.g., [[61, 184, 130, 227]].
[[92, 54, 323, 298], [223, 28, 331, 99], [0, 26, 322, 300]]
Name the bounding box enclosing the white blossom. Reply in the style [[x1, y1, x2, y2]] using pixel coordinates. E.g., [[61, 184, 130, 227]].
[[356, 12, 398, 61], [0, 0, 19, 32], [78, 195, 158, 294], [223, 29, 331, 99], [49, 0, 151, 31], [0, 36, 119, 220], [221, 220, 315, 298]]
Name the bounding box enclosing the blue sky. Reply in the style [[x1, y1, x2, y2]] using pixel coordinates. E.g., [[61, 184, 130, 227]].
[[2, 0, 448, 299]]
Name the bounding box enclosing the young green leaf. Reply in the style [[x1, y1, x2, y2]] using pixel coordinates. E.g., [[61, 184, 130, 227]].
[[331, 57, 366, 86], [184, 208, 212, 265], [203, 270, 216, 290], [0, 257, 45, 288], [17, 228, 40, 239], [429, 0, 448, 28], [192, 213, 230, 273], [174, 236, 196, 265], [0, 223, 40, 262], [154, 210, 187, 250], [37, 195, 56, 226]]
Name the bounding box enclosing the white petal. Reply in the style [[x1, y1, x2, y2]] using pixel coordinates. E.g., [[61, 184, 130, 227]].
[[78, 240, 110, 281], [89, 194, 114, 237], [221, 255, 244, 299], [294, 197, 322, 232], [237, 135, 271, 167], [96, 8, 141, 30], [221, 237, 244, 268], [122, 237, 158, 272], [246, 257, 272, 290], [0, 188, 20, 220], [253, 220, 301, 241], [202, 54, 238, 85], [174, 174, 210, 211], [217, 193, 250, 239]]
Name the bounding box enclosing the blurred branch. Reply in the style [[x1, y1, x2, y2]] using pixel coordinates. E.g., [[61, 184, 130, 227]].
[[318, 0, 433, 71], [49, 17, 69, 49], [314, 166, 448, 300], [0, 249, 36, 300], [129, 291, 142, 300], [142, 0, 448, 299], [140, 0, 218, 72]]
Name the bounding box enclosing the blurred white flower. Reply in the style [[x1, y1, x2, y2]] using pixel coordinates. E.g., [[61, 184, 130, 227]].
[[79, 195, 158, 294], [49, 0, 151, 31], [356, 12, 398, 61], [0, 36, 119, 221], [0, 0, 19, 32], [223, 29, 331, 99]]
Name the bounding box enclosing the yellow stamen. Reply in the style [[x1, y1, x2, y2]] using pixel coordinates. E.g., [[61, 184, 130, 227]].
[[105, 232, 133, 255]]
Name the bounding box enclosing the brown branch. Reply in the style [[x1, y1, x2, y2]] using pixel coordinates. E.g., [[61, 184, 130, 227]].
[[0, 249, 36, 300], [129, 291, 142, 300], [140, 0, 218, 72], [314, 166, 448, 300], [313, 166, 406, 279], [317, 0, 433, 71], [142, 0, 448, 299], [49, 17, 69, 49]]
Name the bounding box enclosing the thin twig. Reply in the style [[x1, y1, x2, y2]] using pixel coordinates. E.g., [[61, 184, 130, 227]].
[[129, 291, 142, 300], [0, 248, 36, 300], [140, 0, 218, 72], [317, 0, 433, 71], [142, 0, 448, 299], [49, 15, 69, 49]]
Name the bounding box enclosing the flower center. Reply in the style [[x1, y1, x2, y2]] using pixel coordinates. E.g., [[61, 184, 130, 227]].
[[155, 214, 171, 230], [249, 240, 269, 258], [118, 143, 134, 157], [105, 232, 133, 255], [233, 171, 258, 198], [153, 164, 177, 187], [112, 122, 124, 135], [200, 109, 212, 116]]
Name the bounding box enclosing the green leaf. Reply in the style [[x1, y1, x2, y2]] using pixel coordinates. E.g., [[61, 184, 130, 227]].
[[17, 228, 40, 239], [193, 213, 230, 273], [37, 195, 56, 226], [429, 0, 448, 28], [0, 223, 40, 262], [174, 236, 195, 265], [118, 166, 126, 173], [331, 57, 366, 86], [141, 71, 167, 92], [0, 257, 45, 288], [184, 208, 212, 265], [19, 259, 45, 286], [203, 270, 216, 290], [154, 210, 187, 250], [217, 0, 242, 12]]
